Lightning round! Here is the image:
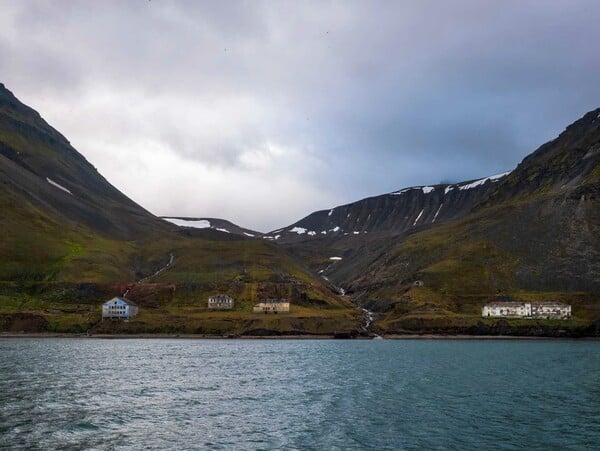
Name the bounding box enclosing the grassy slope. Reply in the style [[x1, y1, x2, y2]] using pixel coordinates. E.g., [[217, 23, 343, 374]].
[[346, 186, 599, 335], [0, 219, 359, 334], [0, 235, 360, 335]]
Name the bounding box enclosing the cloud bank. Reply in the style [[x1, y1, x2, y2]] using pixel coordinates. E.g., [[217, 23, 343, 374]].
[[2, 0, 599, 230]]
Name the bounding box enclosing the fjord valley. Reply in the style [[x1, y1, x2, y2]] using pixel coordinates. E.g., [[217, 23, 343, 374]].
[[0, 83, 358, 336], [0, 82, 599, 337]]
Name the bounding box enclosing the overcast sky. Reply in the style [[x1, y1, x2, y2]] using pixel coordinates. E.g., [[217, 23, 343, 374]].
[[2, 1, 599, 231]]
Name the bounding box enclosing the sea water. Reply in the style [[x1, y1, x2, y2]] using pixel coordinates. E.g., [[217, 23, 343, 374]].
[[0, 339, 598, 450]]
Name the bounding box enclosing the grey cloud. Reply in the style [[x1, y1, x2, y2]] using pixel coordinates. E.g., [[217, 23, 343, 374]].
[[1, 0, 599, 230]]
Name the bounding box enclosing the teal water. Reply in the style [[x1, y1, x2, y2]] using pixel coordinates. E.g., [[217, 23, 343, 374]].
[[0, 339, 598, 450]]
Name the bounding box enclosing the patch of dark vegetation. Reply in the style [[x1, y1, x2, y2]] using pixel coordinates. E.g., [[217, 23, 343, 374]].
[[0, 313, 48, 332], [378, 318, 600, 338]]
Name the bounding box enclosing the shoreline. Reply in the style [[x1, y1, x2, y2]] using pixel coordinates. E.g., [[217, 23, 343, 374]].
[[1, 332, 598, 340]]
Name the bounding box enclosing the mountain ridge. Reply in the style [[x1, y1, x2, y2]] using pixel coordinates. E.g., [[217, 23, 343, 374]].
[[265, 171, 512, 243]]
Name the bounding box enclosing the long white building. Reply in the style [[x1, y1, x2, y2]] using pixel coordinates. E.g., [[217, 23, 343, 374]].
[[482, 302, 571, 319], [253, 299, 290, 314]]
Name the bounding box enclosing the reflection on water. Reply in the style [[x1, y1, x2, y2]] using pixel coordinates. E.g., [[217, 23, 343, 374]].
[[1, 339, 599, 450]]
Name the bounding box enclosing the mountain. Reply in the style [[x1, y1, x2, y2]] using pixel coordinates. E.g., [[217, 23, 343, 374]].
[[267, 171, 518, 297], [162, 217, 262, 238], [267, 172, 510, 243], [0, 83, 173, 241], [280, 108, 600, 335], [0, 83, 358, 335]]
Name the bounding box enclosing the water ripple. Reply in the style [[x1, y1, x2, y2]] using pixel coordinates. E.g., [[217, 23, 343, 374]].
[[0, 339, 598, 450]]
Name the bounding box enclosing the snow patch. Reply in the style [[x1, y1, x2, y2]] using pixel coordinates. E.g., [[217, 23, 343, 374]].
[[46, 177, 72, 195], [329, 257, 343, 261], [413, 209, 424, 226], [243, 232, 255, 237], [307, 231, 316, 236], [290, 227, 307, 235], [390, 187, 416, 195], [215, 228, 230, 233], [328, 209, 334, 216], [164, 218, 211, 229], [274, 235, 281, 240], [321, 231, 327, 235], [330, 226, 340, 232], [458, 171, 511, 191], [353, 231, 360, 235], [391, 186, 434, 195], [444, 186, 455, 195]]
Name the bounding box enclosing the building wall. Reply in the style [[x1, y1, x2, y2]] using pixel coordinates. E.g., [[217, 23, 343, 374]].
[[482, 304, 529, 318], [102, 299, 138, 319], [482, 303, 571, 319], [253, 302, 290, 313], [208, 296, 234, 310], [208, 299, 234, 310], [530, 304, 571, 319], [103, 305, 128, 318]]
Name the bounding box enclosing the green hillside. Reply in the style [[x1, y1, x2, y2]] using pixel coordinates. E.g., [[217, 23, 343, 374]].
[[335, 109, 600, 335], [0, 83, 359, 336]]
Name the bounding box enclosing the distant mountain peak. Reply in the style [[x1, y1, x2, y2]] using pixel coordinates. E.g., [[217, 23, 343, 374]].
[[161, 216, 263, 237]]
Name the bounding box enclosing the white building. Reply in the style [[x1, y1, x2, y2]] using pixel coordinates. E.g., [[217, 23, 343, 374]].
[[208, 294, 234, 310], [482, 301, 571, 319], [102, 297, 139, 320], [482, 302, 531, 318], [530, 302, 572, 319], [253, 299, 290, 314]]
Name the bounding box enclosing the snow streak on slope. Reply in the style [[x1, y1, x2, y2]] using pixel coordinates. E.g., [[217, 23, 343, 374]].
[[457, 172, 511, 191], [46, 177, 72, 195], [413, 209, 424, 226], [433, 203, 444, 223]]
